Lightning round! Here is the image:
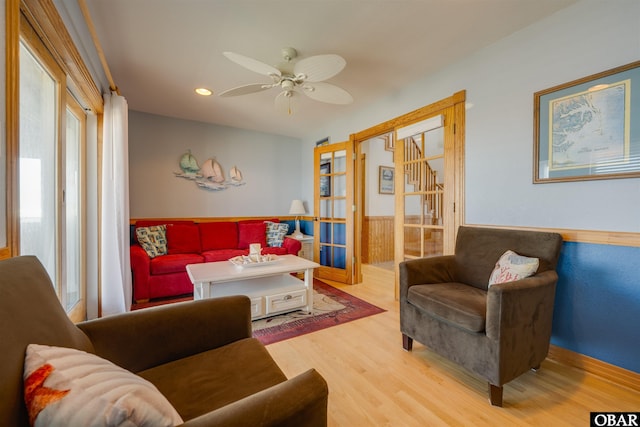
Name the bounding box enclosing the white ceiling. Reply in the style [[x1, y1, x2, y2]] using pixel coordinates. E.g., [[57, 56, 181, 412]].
[[77, 0, 576, 139]]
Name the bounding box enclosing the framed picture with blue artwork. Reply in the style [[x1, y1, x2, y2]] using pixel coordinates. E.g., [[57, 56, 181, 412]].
[[534, 60, 640, 183]]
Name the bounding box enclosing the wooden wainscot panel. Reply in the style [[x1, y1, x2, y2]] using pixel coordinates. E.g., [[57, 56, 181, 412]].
[[363, 216, 394, 264]]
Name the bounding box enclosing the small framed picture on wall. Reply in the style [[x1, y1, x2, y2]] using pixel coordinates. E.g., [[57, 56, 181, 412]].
[[379, 166, 394, 194], [315, 137, 329, 147]]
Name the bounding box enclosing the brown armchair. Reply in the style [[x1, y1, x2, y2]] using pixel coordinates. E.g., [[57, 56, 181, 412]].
[[0, 256, 328, 426], [400, 226, 562, 406]]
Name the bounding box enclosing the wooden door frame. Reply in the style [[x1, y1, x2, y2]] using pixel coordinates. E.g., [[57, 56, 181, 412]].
[[352, 90, 466, 291]]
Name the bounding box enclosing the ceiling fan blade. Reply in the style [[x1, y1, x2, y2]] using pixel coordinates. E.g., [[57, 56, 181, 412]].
[[294, 54, 346, 82], [302, 82, 353, 104], [223, 52, 282, 77], [274, 91, 298, 115], [218, 83, 271, 97]]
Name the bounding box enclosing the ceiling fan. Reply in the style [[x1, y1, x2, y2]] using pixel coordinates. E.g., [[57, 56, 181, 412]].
[[219, 47, 353, 114]]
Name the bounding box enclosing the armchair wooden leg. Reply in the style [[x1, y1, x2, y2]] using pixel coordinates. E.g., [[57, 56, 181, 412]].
[[488, 384, 503, 407], [402, 334, 413, 351]]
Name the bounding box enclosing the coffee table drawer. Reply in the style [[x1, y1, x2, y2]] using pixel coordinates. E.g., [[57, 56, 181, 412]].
[[250, 297, 265, 318], [265, 289, 307, 315]]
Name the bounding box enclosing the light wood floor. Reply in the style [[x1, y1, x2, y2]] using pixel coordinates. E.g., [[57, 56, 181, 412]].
[[266, 264, 640, 426]]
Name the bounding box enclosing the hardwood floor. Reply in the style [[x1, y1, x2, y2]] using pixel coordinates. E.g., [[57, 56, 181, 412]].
[[266, 264, 640, 426]]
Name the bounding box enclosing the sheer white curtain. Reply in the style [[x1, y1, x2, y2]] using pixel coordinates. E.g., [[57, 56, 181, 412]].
[[101, 93, 131, 315]]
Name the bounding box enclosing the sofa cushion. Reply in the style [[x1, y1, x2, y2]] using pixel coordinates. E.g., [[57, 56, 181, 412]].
[[265, 221, 289, 247], [238, 222, 267, 249], [199, 222, 238, 251], [488, 250, 539, 286], [166, 223, 201, 254], [136, 225, 168, 258], [23, 344, 183, 427], [262, 246, 288, 256], [150, 254, 204, 275], [407, 283, 487, 333], [138, 338, 287, 421], [202, 249, 248, 262]]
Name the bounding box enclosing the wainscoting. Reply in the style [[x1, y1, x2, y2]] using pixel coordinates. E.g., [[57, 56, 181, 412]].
[[362, 216, 394, 264]]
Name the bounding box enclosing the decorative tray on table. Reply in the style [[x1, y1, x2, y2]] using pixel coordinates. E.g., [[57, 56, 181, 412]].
[[229, 254, 282, 268]]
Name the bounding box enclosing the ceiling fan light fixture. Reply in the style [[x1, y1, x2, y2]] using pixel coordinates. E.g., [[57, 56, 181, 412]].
[[195, 87, 212, 96], [220, 47, 353, 113], [281, 79, 295, 91]]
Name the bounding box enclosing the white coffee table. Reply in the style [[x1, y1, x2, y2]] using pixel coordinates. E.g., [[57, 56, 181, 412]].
[[186, 254, 320, 320]]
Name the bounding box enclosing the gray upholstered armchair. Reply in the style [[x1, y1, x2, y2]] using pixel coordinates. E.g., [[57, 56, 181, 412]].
[[400, 226, 562, 406], [0, 256, 328, 426]]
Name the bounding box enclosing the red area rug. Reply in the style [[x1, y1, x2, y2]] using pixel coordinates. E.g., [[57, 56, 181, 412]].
[[252, 279, 385, 345], [132, 279, 385, 345]]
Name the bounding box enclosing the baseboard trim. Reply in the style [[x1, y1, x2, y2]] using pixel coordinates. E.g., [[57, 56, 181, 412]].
[[547, 345, 640, 393]]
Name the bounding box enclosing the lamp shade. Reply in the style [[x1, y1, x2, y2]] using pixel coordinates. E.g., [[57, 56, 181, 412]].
[[288, 199, 306, 215]]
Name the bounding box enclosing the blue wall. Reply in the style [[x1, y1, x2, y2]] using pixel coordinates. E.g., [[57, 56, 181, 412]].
[[296, 219, 314, 236], [553, 242, 640, 373], [283, 219, 313, 236]]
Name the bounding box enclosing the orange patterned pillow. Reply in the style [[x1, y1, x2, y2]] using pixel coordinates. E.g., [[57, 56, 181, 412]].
[[23, 344, 183, 427]]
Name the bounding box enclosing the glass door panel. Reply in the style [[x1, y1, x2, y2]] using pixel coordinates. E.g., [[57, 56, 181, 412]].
[[65, 108, 81, 311], [64, 97, 86, 322], [19, 42, 59, 288], [19, 29, 87, 322], [399, 117, 447, 261], [314, 143, 353, 283]]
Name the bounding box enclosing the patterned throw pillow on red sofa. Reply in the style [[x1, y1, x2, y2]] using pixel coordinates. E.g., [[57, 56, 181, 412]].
[[265, 221, 289, 247], [135, 225, 167, 258]]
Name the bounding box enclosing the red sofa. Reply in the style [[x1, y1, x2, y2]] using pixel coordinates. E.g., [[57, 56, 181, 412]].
[[130, 219, 301, 303]]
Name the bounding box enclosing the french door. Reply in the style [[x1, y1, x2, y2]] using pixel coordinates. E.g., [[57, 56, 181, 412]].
[[19, 17, 87, 322], [314, 141, 354, 284], [352, 91, 465, 295], [393, 94, 466, 293], [395, 113, 453, 260]]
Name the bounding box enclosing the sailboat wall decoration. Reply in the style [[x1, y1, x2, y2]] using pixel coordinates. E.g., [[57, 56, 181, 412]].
[[174, 150, 246, 191]]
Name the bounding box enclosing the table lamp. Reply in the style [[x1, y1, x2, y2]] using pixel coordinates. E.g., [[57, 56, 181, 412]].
[[288, 199, 306, 239]]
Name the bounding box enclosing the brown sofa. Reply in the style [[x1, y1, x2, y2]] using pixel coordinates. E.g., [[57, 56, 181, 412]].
[[0, 256, 328, 426], [400, 226, 563, 406]]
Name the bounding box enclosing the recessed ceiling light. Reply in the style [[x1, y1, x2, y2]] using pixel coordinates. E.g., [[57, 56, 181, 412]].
[[195, 88, 212, 96]]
